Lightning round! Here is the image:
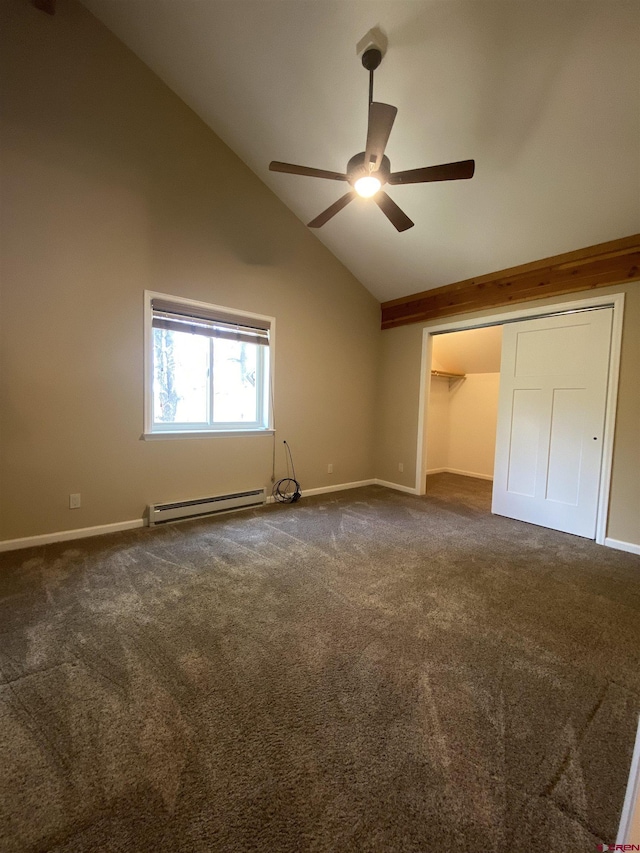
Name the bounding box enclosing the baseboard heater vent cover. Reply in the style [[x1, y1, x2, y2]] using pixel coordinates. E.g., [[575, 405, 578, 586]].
[[148, 489, 265, 526]]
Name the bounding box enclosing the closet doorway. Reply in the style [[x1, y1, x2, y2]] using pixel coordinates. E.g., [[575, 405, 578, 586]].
[[426, 325, 503, 483], [417, 293, 625, 544]]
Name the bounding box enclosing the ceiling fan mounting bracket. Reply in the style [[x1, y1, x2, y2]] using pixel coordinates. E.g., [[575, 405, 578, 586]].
[[361, 48, 382, 72]]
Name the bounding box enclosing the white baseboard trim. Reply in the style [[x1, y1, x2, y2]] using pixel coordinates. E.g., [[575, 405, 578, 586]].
[[605, 537, 640, 556], [301, 479, 376, 498], [617, 715, 640, 845], [375, 479, 420, 495], [4, 487, 634, 558], [269, 479, 417, 501], [427, 467, 494, 482], [274, 478, 418, 498], [0, 519, 146, 553], [0, 483, 381, 552], [446, 468, 494, 481]]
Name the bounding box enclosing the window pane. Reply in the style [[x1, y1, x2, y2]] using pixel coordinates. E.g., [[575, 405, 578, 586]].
[[153, 328, 209, 424], [212, 339, 258, 423]]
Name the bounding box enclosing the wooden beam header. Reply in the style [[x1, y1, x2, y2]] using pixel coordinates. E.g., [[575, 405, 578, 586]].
[[381, 234, 640, 330]]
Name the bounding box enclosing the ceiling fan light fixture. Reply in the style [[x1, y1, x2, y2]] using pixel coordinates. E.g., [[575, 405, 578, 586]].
[[354, 175, 382, 198]]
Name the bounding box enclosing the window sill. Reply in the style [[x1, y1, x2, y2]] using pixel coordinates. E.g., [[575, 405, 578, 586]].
[[142, 429, 275, 440]]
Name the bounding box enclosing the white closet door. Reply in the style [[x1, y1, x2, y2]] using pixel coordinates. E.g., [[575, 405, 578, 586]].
[[492, 308, 613, 538]]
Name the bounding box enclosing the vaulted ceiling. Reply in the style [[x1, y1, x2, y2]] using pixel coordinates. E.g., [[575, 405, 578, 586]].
[[80, 0, 640, 303]]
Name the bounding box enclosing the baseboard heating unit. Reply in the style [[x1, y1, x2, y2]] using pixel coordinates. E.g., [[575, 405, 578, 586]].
[[147, 489, 265, 526]]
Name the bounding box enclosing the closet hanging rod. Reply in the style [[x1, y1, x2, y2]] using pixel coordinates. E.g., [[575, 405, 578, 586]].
[[431, 370, 466, 379]]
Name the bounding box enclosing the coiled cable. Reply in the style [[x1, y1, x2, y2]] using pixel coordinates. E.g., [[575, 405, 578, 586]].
[[272, 441, 301, 503]]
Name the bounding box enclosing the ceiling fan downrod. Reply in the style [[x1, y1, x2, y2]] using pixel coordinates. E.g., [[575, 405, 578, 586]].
[[361, 47, 382, 105]]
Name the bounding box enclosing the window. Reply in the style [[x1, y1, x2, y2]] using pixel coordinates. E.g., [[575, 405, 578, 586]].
[[144, 292, 273, 436]]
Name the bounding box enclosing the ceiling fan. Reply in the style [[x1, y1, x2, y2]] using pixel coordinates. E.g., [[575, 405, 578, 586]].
[[269, 47, 475, 232]]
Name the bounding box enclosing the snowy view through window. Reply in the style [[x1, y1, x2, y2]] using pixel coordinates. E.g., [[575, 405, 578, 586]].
[[153, 328, 259, 427]]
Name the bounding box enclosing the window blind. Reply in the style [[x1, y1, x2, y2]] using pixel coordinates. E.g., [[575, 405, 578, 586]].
[[151, 299, 270, 347]]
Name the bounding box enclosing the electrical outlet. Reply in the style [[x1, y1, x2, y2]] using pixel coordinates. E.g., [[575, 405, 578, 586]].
[[69, 493, 81, 509], [398, 462, 404, 473], [327, 463, 333, 474]]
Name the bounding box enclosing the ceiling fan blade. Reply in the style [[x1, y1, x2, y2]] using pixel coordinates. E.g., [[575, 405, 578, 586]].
[[269, 161, 348, 181], [364, 102, 397, 171], [308, 191, 356, 228], [389, 159, 475, 185], [374, 192, 414, 232]]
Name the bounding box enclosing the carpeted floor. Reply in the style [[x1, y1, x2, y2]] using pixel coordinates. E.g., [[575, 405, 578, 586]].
[[1, 474, 639, 852]]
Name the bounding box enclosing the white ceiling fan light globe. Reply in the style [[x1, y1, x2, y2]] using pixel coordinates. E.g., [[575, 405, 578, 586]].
[[354, 175, 381, 198]]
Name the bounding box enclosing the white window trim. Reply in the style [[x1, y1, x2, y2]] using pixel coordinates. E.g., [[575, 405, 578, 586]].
[[142, 290, 275, 439], [143, 429, 275, 440]]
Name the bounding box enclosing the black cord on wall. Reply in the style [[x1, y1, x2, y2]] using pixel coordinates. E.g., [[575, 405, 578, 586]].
[[272, 441, 301, 503]]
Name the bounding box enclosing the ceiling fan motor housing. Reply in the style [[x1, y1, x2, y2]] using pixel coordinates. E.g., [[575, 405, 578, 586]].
[[347, 152, 390, 186]]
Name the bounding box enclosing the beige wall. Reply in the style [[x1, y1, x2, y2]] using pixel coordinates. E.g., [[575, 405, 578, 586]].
[[447, 374, 500, 479], [0, 0, 380, 541], [376, 283, 640, 547], [376, 323, 424, 486]]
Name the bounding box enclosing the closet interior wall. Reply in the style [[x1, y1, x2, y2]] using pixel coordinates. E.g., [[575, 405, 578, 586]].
[[426, 326, 503, 482]]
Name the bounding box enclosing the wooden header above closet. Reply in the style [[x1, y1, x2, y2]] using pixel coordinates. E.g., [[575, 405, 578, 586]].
[[381, 233, 640, 330]]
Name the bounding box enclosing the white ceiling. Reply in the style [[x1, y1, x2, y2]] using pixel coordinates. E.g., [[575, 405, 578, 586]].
[[80, 0, 640, 303]]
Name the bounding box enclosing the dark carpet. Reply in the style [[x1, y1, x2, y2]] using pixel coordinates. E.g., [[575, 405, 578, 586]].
[[1, 475, 639, 852]]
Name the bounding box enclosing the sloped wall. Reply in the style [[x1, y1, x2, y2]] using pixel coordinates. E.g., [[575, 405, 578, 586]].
[[0, 0, 380, 540]]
